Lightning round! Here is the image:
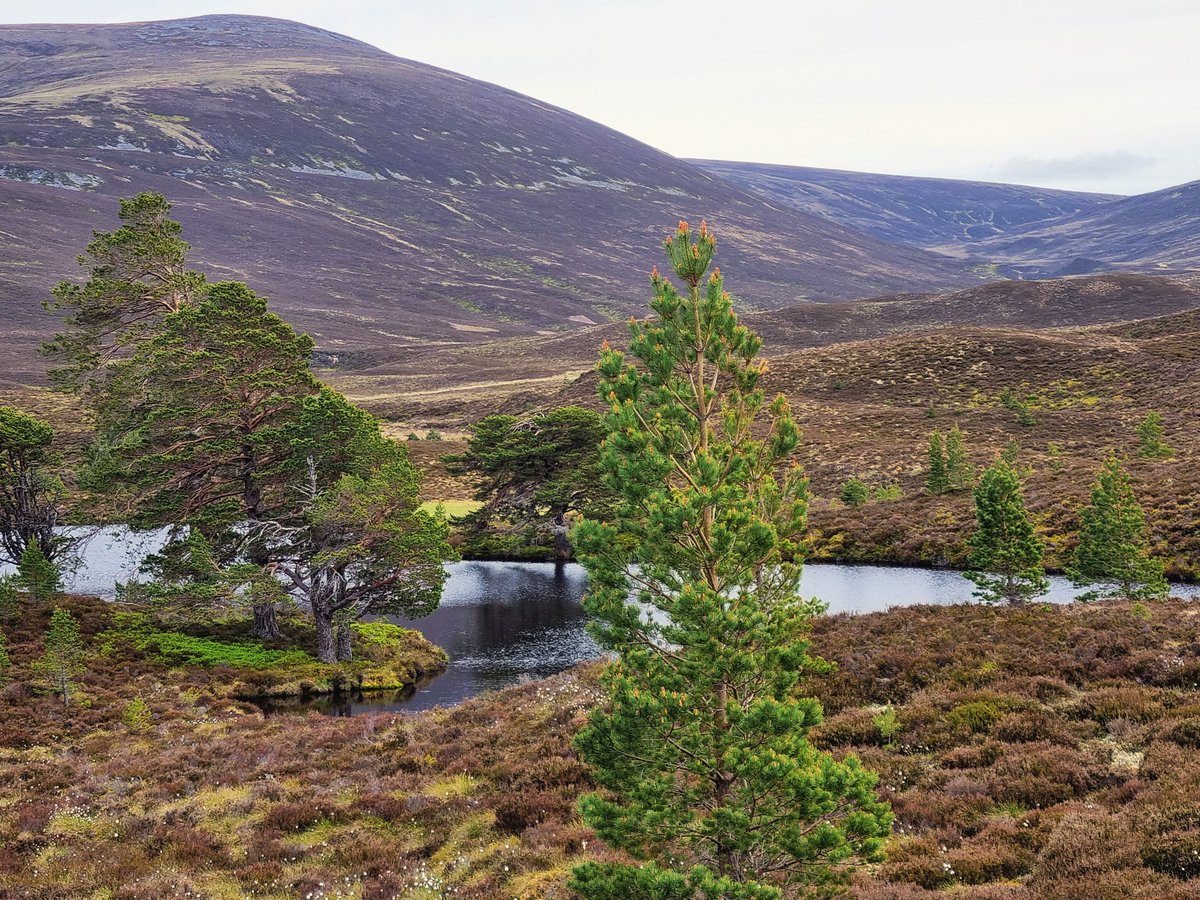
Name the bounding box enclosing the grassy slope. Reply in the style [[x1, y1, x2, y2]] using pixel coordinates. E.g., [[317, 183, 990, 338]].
[[4, 594, 1200, 896]]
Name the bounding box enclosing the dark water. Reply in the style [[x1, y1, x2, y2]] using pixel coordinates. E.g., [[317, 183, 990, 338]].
[[257, 560, 1200, 715], [11, 535, 1198, 716]]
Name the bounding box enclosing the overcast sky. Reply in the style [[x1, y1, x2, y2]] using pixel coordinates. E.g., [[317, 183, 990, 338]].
[[7, 0, 1198, 195]]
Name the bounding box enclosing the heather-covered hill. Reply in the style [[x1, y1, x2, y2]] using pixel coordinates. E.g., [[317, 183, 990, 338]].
[[329, 273, 1200, 425], [942, 179, 1200, 277], [0, 14, 974, 380], [690, 160, 1119, 248]]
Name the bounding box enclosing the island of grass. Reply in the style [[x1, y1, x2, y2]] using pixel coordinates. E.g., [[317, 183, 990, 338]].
[[85, 596, 449, 700]]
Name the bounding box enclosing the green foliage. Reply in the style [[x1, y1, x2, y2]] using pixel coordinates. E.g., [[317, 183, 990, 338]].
[[945, 424, 974, 491], [122, 696, 153, 733], [1136, 411, 1174, 459], [926, 431, 948, 495], [447, 406, 609, 556], [0, 405, 69, 566], [34, 607, 85, 704], [1000, 388, 1037, 426], [1130, 601, 1152, 622], [570, 861, 781, 899], [873, 706, 899, 748], [839, 476, 870, 507], [102, 613, 311, 670], [89, 280, 318, 533], [571, 221, 890, 896], [966, 457, 1048, 605], [946, 699, 1007, 733], [1067, 456, 1168, 600], [0, 628, 10, 685], [0, 574, 17, 623], [424, 429, 443, 441], [43, 192, 205, 398], [872, 483, 904, 502], [17, 542, 61, 601], [279, 394, 452, 662]]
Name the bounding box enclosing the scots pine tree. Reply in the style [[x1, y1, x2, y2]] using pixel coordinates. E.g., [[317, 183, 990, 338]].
[[444, 406, 609, 557], [1067, 456, 1168, 600], [0, 406, 70, 566], [89, 281, 319, 637], [0, 628, 10, 685], [1136, 411, 1174, 459], [965, 457, 1048, 604], [839, 477, 870, 507], [945, 424, 973, 491], [570, 221, 891, 899], [274, 390, 451, 662], [926, 431, 948, 495], [43, 192, 204, 400], [35, 607, 85, 705], [17, 542, 61, 602]]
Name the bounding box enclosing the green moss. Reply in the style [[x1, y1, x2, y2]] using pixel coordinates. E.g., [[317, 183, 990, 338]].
[[101, 613, 312, 670]]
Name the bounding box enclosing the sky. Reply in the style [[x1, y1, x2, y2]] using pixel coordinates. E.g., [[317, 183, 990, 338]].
[[4, 0, 1198, 195]]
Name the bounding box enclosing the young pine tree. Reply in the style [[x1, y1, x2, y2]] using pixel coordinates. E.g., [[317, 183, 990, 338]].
[[1067, 457, 1168, 600], [965, 457, 1048, 604], [926, 430, 948, 495], [0, 628, 10, 685], [570, 221, 890, 899], [17, 542, 61, 602], [1136, 411, 1174, 459], [945, 424, 974, 491], [839, 476, 870, 507], [35, 607, 85, 705]]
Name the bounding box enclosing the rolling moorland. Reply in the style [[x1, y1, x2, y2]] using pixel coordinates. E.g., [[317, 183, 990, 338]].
[[3, 12, 1200, 900], [0, 14, 978, 384], [688, 161, 1120, 250]]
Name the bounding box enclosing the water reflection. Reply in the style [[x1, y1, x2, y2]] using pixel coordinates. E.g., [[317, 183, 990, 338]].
[[8, 534, 1198, 715]]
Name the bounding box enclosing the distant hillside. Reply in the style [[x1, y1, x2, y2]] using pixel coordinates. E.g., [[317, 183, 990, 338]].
[[0, 15, 974, 380], [328, 273, 1200, 425], [690, 160, 1118, 248], [942, 179, 1200, 277]]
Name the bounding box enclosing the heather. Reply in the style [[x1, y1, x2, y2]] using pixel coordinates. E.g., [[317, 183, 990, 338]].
[[3, 593, 1200, 896]]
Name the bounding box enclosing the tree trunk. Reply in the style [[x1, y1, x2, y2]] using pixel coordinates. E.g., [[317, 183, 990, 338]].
[[315, 611, 336, 664], [335, 623, 353, 662], [552, 511, 571, 559], [252, 603, 281, 640]]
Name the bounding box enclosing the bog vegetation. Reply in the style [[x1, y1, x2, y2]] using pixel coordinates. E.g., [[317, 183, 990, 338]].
[[0, 197, 1194, 897]]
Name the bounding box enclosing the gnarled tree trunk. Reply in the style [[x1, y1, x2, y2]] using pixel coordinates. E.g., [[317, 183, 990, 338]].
[[335, 624, 352, 662], [252, 603, 281, 640]]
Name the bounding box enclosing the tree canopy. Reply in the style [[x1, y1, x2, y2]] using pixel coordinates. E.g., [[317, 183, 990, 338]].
[[0, 406, 69, 566], [570, 221, 890, 897]]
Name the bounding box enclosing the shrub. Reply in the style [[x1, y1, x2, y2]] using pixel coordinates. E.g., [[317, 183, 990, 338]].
[[123, 697, 153, 733], [1032, 808, 1142, 884], [494, 789, 571, 834], [840, 477, 870, 507], [1162, 717, 1200, 748], [1074, 687, 1165, 724], [1142, 829, 1200, 879], [262, 801, 340, 833], [946, 699, 1007, 734]]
